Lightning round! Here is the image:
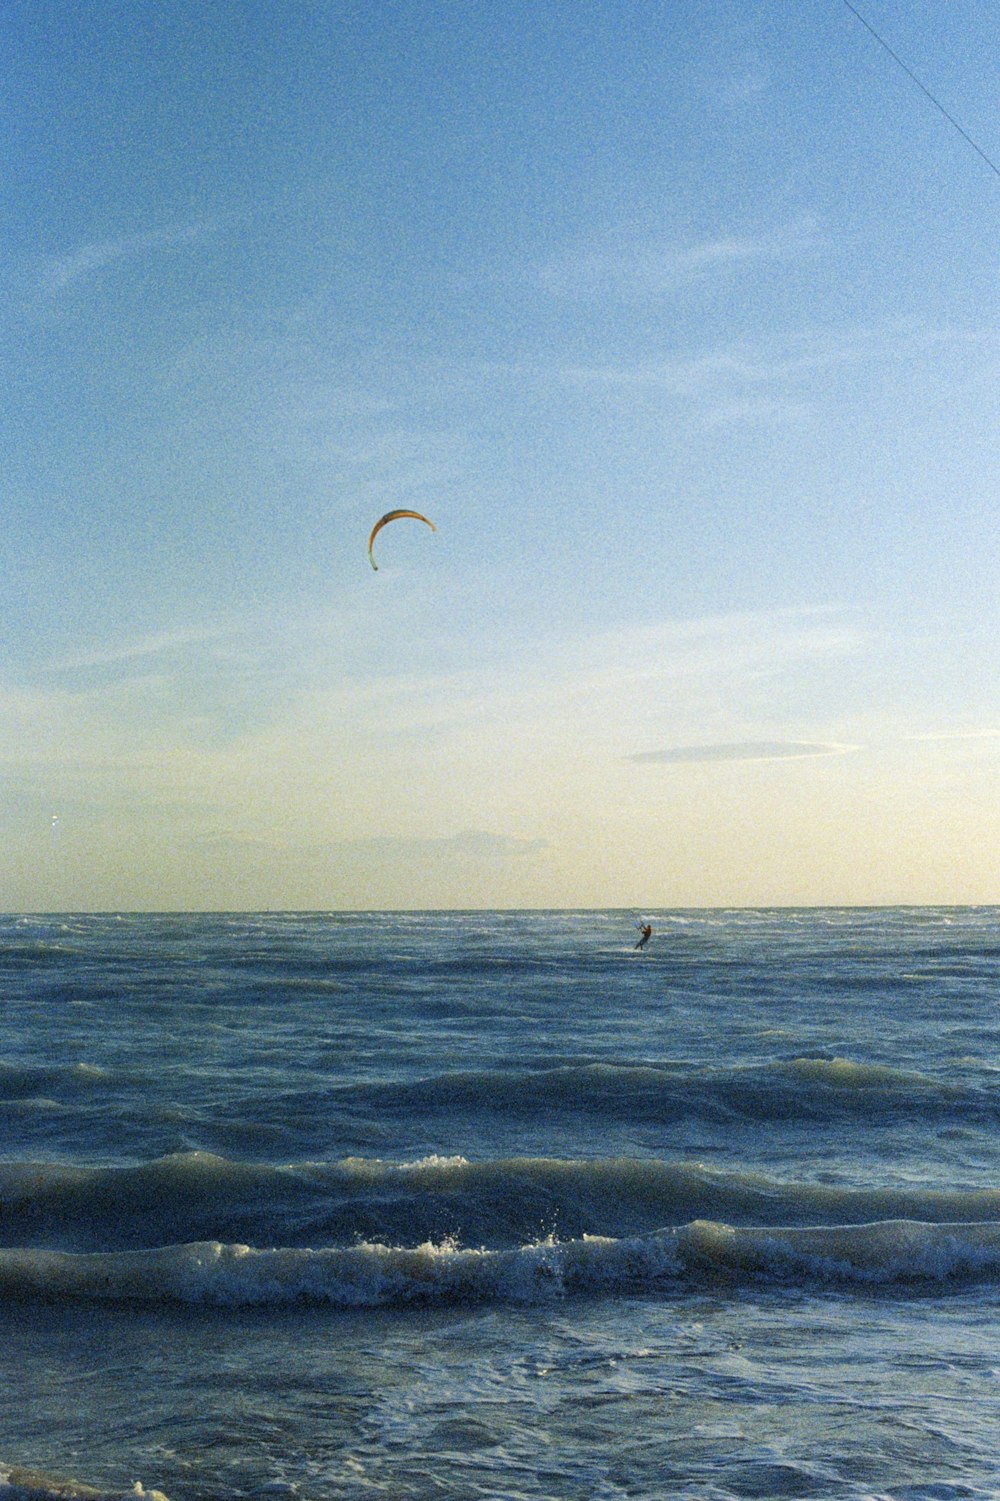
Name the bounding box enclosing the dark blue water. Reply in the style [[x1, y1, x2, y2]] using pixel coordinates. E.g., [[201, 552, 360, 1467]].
[[1, 908, 999, 1499]]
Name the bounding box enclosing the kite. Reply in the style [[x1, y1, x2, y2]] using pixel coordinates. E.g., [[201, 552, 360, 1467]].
[[361, 510, 432, 567], [367, 509, 437, 571]]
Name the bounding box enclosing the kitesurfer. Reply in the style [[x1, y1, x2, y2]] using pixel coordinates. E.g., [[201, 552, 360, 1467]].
[[635, 923, 652, 950]]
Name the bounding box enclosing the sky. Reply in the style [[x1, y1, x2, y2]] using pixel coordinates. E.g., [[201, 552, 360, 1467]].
[[3, 0, 999, 911]]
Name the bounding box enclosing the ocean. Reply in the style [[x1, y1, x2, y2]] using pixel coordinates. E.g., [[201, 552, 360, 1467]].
[[1, 907, 1000, 1500]]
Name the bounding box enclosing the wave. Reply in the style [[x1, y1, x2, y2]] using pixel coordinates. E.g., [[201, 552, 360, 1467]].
[[0, 1044, 987, 1126], [3, 1217, 1000, 1309], [0, 1062, 115, 1099], [333, 1054, 977, 1131], [0, 1467, 167, 1501], [679, 1216, 1000, 1288], [5, 1150, 1000, 1255]]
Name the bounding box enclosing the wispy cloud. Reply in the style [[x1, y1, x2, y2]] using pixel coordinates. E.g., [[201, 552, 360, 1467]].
[[538, 223, 822, 301], [185, 830, 550, 887], [288, 606, 866, 723], [44, 624, 234, 675], [560, 608, 867, 699], [904, 730, 1000, 744], [360, 830, 548, 859], [190, 829, 546, 859], [557, 326, 893, 397], [38, 221, 217, 295], [628, 741, 860, 766], [548, 320, 995, 427], [13, 601, 867, 744], [717, 60, 773, 105]]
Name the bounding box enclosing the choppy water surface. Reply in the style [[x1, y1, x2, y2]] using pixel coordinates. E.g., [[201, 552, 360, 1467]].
[[1, 908, 1000, 1499]]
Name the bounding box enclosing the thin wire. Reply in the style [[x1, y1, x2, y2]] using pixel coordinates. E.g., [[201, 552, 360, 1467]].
[[842, 0, 1000, 180]]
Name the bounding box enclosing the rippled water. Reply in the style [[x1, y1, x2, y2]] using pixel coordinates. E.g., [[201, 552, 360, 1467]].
[[1, 908, 999, 1499]]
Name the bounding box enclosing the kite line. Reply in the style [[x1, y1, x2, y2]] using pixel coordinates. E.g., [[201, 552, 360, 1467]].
[[841, 0, 1000, 181]]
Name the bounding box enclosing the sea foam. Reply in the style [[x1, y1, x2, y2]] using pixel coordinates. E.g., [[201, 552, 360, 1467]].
[[0, 1468, 167, 1501]]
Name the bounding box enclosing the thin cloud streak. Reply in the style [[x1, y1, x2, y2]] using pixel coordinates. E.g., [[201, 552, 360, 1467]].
[[186, 829, 549, 872], [904, 730, 1000, 743], [44, 624, 235, 674], [16, 601, 865, 712], [286, 607, 869, 739], [558, 325, 918, 395], [538, 224, 823, 300], [39, 221, 218, 294], [628, 741, 861, 766], [545, 321, 1000, 428], [717, 60, 773, 104]]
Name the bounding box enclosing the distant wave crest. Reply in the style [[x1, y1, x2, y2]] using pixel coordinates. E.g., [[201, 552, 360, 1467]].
[[351, 1054, 965, 1130]]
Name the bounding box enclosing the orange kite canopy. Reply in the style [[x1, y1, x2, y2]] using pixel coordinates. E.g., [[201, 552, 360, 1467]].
[[367, 509, 437, 570]]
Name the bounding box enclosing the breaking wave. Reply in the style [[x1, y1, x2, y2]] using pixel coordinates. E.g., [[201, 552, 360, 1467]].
[[0, 1467, 166, 1501], [3, 1218, 1000, 1309]]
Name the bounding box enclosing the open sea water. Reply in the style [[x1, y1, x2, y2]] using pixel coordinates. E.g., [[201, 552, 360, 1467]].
[[1, 907, 1000, 1500]]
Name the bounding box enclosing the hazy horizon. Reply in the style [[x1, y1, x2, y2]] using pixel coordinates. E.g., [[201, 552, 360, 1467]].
[[6, 901, 998, 918]]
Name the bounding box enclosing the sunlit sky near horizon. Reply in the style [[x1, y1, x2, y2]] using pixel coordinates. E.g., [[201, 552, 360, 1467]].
[[3, 0, 999, 911]]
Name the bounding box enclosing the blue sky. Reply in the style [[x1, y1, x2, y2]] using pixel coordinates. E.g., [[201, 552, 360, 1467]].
[[3, 0, 999, 909]]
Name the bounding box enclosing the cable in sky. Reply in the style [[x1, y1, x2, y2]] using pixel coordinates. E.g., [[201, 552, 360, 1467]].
[[842, 0, 1000, 180]]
